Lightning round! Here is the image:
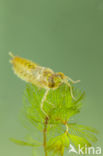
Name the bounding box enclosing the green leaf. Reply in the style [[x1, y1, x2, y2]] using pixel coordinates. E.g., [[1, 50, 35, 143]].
[[47, 133, 69, 155], [23, 84, 84, 125], [68, 123, 98, 143], [10, 138, 41, 147], [74, 124, 98, 134], [69, 134, 91, 150]]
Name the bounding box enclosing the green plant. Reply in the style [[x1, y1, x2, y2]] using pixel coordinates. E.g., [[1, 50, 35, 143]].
[[10, 83, 98, 156]]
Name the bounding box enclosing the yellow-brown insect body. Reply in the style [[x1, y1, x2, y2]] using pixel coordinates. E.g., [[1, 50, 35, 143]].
[[9, 53, 66, 89], [9, 52, 80, 117]]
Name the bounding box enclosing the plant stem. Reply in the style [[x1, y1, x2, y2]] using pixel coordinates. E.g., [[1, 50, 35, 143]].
[[61, 152, 63, 156], [43, 116, 48, 156]]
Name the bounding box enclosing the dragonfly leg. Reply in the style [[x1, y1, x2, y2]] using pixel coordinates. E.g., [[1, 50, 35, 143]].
[[66, 82, 76, 100], [40, 89, 50, 117], [68, 76, 80, 84]]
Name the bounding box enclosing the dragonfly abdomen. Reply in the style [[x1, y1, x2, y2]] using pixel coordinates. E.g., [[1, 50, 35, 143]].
[[9, 53, 38, 83]]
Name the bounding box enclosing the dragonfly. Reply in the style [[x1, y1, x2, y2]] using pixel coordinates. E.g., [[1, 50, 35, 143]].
[[9, 52, 80, 117]]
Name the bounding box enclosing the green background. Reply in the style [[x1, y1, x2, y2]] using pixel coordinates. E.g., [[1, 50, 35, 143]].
[[0, 0, 103, 155]]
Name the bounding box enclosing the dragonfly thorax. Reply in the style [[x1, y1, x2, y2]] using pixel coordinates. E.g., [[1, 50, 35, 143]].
[[47, 72, 66, 89]]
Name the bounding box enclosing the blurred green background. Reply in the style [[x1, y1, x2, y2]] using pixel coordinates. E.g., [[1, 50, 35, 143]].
[[0, 0, 103, 155]]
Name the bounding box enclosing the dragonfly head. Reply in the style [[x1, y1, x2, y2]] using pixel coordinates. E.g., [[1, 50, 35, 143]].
[[48, 72, 67, 89]]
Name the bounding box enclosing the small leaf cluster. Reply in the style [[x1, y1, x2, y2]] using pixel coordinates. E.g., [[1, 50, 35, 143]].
[[11, 83, 98, 156]]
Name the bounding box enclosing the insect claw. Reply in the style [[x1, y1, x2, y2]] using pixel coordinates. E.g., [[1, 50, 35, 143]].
[[67, 76, 80, 84]]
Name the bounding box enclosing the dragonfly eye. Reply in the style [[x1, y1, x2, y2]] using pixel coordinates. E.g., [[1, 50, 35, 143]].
[[56, 72, 65, 79]]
